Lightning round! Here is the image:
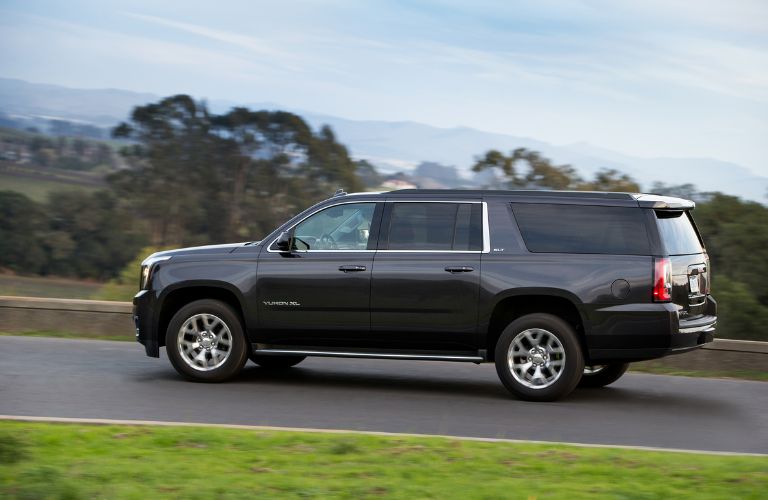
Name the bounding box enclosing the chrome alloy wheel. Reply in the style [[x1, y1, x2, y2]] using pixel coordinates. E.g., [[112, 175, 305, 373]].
[[508, 328, 566, 389], [584, 365, 607, 374], [177, 313, 233, 371]]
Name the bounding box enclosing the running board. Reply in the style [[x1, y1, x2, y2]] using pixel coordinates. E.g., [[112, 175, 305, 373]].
[[251, 345, 485, 363]]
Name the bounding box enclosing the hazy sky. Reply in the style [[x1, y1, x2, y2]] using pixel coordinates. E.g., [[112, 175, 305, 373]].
[[1, 0, 767, 174]]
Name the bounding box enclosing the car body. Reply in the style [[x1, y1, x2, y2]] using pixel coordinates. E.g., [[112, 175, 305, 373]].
[[134, 189, 716, 401]]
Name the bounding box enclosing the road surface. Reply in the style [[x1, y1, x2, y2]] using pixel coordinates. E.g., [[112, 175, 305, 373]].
[[1, 336, 766, 454]]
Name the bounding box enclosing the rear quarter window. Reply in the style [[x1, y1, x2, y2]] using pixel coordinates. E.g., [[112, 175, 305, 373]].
[[655, 210, 703, 255], [511, 203, 650, 255]]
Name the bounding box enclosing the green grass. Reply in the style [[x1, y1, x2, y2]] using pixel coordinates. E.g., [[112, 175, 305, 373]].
[[631, 363, 768, 382], [0, 172, 100, 202], [0, 274, 105, 299], [0, 421, 765, 499]]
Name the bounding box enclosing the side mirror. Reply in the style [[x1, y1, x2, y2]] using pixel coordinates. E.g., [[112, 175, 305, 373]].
[[275, 231, 292, 252]]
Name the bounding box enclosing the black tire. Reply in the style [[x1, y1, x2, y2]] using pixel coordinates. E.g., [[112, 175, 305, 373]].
[[249, 354, 306, 369], [578, 363, 630, 388], [165, 299, 248, 382], [494, 313, 584, 402]]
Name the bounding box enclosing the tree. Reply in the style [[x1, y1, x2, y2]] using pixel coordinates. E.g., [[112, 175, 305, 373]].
[[0, 191, 47, 273], [577, 168, 640, 192], [43, 190, 145, 279], [649, 182, 699, 200], [694, 193, 768, 305], [211, 108, 315, 239], [113, 96, 363, 245], [111, 95, 216, 246]]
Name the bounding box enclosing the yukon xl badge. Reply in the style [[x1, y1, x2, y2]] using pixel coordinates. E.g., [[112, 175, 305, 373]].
[[263, 300, 301, 307]]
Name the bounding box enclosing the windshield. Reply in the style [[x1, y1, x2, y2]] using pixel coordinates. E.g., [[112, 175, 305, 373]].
[[655, 211, 703, 255]]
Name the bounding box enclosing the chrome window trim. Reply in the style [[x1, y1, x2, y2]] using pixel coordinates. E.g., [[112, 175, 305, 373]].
[[482, 201, 490, 253], [267, 199, 490, 254]]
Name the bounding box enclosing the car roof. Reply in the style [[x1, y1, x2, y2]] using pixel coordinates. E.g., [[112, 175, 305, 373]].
[[336, 189, 695, 209]]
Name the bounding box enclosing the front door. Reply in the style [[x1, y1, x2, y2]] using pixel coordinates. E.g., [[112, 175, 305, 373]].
[[256, 201, 381, 346]]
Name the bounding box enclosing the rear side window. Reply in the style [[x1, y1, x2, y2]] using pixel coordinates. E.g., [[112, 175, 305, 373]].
[[511, 203, 650, 255], [387, 202, 482, 251], [655, 210, 703, 255]]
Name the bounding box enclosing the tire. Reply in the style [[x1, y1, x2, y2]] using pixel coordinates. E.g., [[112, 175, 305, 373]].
[[249, 354, 306, 369], [578, 363, 630, 388], [494, 313, 584, 402], [165, 299, 248, 382]]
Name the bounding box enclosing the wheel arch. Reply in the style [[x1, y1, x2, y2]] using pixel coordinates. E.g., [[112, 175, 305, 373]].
[[484, 289, 588, 362], [157, 282, 248, 347]]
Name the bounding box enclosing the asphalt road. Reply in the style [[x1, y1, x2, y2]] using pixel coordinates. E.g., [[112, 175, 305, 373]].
[[1, 336, 766, 454]]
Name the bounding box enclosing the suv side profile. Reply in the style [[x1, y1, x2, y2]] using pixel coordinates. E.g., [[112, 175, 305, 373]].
[[134, 189, 716, 401]]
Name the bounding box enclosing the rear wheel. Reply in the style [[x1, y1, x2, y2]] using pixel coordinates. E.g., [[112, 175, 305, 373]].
[[249, 354, 306, 369], [494, 313, 584, 402], [578, 363, 630, 388], [165, 299, 248, 382]]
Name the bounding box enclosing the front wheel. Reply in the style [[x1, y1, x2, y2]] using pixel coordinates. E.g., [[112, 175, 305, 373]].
[[165, 299, 248, 382], [494, 313, 584, 402], [578, 363, 630, 388]]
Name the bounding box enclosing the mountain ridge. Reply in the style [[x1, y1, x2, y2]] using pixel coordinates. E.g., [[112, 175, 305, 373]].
[[1, 77, 765, 201]]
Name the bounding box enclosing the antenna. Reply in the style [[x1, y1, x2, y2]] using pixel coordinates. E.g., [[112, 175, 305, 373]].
[[333, 188, 347, 197]]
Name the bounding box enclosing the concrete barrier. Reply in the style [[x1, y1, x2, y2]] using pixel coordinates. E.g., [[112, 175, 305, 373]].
[[0, 296, 134, 337], [0, 296, 765, 374]]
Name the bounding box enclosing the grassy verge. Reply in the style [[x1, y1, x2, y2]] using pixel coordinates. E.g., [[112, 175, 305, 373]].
[[631, 364, 768, 382], [0, 421, 765, 499], [0, 171, 100, 203], [0, 274, 105, 300]]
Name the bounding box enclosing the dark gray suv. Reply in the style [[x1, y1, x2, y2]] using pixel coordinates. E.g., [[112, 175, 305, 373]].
[[134, 189, 716, 401]]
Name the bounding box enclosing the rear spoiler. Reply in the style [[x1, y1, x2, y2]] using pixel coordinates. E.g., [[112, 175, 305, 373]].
[[633, 194, 695, 210]]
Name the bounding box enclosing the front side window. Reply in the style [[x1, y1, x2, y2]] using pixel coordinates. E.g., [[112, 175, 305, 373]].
[[292, 203, 375, 250], [387, 202, 482, 251]]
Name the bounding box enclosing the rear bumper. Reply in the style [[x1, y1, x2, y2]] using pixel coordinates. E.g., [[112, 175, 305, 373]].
[[133, 290, 160, 358], [587, 296, 717, 363]]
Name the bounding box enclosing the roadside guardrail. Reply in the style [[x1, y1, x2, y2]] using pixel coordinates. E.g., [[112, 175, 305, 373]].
[[0, 296, 765, 374]]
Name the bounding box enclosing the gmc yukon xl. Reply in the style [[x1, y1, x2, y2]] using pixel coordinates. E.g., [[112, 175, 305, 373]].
[[133, 189, 716, 401]]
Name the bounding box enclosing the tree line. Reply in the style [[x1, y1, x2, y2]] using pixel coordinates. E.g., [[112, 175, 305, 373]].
[[0, 94, 766, 339]]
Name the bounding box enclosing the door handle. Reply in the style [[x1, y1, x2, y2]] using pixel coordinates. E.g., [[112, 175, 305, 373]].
[[444, 266, 474, 273], [339, 265, 367, 273]]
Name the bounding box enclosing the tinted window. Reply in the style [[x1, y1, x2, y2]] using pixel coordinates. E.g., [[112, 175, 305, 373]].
[[292, 203, 375, 250], [512, 203, 650, 255], [655, 210, 703, 255], [387, 203, 482, 251]]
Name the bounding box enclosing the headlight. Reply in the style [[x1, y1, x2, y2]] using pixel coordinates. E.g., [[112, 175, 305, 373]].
[[139, 254, 171, 290]]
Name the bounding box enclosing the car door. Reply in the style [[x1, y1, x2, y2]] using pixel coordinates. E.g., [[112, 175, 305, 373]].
[[256, 201, 382, 347], [370, 200, 484, 351]]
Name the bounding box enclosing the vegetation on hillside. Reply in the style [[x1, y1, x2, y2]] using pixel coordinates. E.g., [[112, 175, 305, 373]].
[[0, 125, 116, 172]]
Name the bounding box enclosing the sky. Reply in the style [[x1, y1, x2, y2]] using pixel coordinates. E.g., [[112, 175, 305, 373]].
[[0, 0, 767, 175]]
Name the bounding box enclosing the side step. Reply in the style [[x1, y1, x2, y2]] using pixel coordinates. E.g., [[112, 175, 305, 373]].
[[251, 344, 485, 363]]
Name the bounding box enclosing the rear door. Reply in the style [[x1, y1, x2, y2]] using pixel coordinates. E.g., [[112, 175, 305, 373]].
[[370, 200, 484, 351], [654, 210, 709, 318]]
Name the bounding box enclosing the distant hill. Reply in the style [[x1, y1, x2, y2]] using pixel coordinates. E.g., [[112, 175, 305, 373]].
[[1, 77, 765, 202]]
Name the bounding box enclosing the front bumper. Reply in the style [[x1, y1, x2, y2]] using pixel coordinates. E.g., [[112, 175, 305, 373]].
[[133, 289, 160, 357]]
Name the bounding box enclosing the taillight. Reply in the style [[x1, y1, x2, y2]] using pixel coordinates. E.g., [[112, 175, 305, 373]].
[[704, 253, 711, 294], [653, 257, 672, 302]]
